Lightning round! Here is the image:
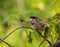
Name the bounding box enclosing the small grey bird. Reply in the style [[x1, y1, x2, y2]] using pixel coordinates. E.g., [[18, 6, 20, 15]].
[[30, 16, 45, 33]]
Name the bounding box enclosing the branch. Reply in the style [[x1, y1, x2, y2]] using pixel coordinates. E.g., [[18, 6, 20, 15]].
[[39, 34, 54, 47], [39, 39, 45, 47], [36, 30, 52, 45], [0, 26, 52, 47], [0, 38, 12, 47], [0, 26, 34, 43]]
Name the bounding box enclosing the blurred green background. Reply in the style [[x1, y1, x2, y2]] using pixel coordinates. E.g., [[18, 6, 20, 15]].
[[0, 0, 60, 47]]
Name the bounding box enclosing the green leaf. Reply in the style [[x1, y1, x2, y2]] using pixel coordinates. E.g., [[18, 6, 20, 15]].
[[44, 25, 51, 38], [55, 22, 60, 33]]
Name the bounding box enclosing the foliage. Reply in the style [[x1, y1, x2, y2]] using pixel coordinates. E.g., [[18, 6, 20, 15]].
[[0, 0, 60, 47]]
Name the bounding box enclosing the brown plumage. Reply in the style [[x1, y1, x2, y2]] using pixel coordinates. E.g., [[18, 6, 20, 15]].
[[30, 16, 45, 33]]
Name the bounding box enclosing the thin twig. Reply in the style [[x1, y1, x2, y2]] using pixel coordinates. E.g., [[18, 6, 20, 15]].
[[0, 26, 52, 47], [36, 30, 52, 45], [39, 39, 45, 47], [0, 38, 12, 47], [0, 26, 33, 43]]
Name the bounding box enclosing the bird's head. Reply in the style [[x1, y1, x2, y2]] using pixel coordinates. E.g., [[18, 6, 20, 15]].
[[30, 16, 38, 19]]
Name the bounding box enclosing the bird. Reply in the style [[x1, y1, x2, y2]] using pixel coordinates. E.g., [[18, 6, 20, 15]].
[[30, 16, 45, 33]]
